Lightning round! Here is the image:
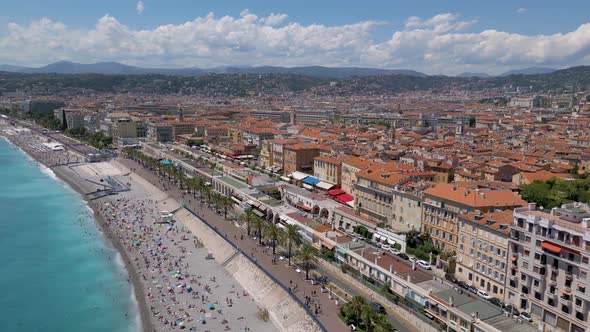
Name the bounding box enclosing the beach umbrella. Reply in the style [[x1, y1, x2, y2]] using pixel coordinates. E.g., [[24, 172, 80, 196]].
[[207, 303, 215, 310]]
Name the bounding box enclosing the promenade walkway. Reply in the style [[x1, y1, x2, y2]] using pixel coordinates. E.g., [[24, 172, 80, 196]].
[[119, 157, 348, 332]]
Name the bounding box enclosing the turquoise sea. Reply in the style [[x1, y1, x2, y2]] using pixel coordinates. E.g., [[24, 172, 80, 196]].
[[0, 138, 139, 332]]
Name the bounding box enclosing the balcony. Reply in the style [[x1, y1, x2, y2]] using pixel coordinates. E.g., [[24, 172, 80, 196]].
[[559, 296, 572, 306], [545, 291, 557, 302]]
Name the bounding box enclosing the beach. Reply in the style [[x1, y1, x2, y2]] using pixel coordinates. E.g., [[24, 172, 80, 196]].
[[1, 122, 277, 332]]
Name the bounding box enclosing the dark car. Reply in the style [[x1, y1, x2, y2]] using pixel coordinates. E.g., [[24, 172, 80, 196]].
[[457, 280, 469, 289], [397, 253, 409, 260], [371, 302, 386, 314], [504, 305, 520, 317], [467, 285, 477, 294], [489, 297, 504, 308], [445, 273, 458, 284]]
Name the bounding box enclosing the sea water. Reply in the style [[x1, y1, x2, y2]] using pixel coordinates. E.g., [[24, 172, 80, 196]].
[[0, 138, 139, 332]]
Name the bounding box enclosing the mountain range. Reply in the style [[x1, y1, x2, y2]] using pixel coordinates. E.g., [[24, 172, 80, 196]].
[[0, 61, 558, 78]]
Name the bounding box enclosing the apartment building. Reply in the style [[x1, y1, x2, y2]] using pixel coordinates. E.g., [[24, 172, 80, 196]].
[[283, 143, 328, 175], [355, 163, 434, 227], [456, 210, 512, 301], [146, 123, 174, 142], [258, 140, 273, 169], [293, 109, 333, 124], [269, 138, 304, 172], [313, 155, 341, 186], [390, 181, 433, 232], [507, 203, 590, 332], [242, 128, 276, 147], [422, 184, 526, 254], [249, 110, 291, 123], [340, 156, 372, 196], [112, 118, 137, 146]]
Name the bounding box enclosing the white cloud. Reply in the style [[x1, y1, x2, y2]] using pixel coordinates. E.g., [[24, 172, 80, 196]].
[[516, 8, 528, 14], [136, 1, 144, 15], [260, 13, 288, 26], [0, 11, 589, 74]]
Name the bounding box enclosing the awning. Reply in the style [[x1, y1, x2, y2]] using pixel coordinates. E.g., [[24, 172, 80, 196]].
[[323, 241, 336, 250], [246, 200, 255, 206], [280, 176, 291, 182], [373, 234, 382, 241], [541, 241, 562, 254], [291, 171, 308, 180], [316, 181, 334, 190], [303, 177, 321, 185], [346, 201, 355, 208], [561, 246, 580, 256], [230, 196, 241, 204], [253, 209, 264, 217], [258, 205, 267, 213], [387, 239, 396, 245], [328, 188, 345, 196], [303, 183, 314, 190], [295, 202, 312, 211], [511, 256, 517, 261], [336, 193, 354, 203], [561, 289, 571, 296]]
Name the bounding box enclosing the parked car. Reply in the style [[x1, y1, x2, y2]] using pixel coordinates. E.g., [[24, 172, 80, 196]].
[[457, 280, 469, 289], [445, 273, 458, 284], [504, 305, 520, 317], [371, 302, 386, 314], [477, 290, 491, 300], [467, 285, 477, 294], [519, 312, 533, 322], [489, 298, 504, 308], [417, 260, 432, 270], [390, 248, 401, 255], [409, 256, 417, 263], [397, 253, 409, 260], [380, 244, 391, 251]]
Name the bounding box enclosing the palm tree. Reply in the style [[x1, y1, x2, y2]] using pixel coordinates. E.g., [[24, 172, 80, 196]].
[[361, 304, 379, 332], [264, 222, 285, 255], [345, 295, 366, 325], [193, 177, 206, 203], [252, 216, 266, 245], [210, 192, 223, 212], [295, 244, 317, 280], [202, 185, 212, 207], [218, 195, 234, 219], [373, 315, 396, 332], [283, 224, 302, 266], [240, 210, 256, 236]]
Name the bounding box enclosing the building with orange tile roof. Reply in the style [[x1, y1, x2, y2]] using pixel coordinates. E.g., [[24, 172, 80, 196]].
[[456, 210, 513, 301], [422, 183, 526, 253]]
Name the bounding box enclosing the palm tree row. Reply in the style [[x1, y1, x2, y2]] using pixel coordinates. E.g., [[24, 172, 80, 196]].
[[340, 295, 396, 332], [122, 148, 236, 219], [238, 210, 317, 279]]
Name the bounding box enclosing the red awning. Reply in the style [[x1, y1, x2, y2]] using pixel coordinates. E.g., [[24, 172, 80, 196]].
[[295, 202, 312, 211], [541, 242, 562, 254], [323, 241, 336, 250], [561, 246, 580, 256], [328, 188, 345, 196], [336, 193, 354, 203]]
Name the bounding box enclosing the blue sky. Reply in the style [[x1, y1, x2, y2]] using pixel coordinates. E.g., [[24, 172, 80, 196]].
[[1, 0, 589, 74]]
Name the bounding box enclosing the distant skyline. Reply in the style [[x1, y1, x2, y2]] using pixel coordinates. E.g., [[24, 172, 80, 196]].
[[0, 1, 589, 75]]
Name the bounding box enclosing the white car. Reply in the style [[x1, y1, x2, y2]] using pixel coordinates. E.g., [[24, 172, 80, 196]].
[[409, 256, 417, 263], [477, 290, 491, 300], [417, 260, 432, 270], [519, 312, 533, 322], [390, 248, 401, 255], [380, 244, 391, 251]]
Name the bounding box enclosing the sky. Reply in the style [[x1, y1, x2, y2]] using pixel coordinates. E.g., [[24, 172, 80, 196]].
[[0, 0, 589, 75]]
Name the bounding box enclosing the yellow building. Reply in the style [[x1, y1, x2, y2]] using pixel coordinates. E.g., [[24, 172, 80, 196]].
[[313, 155, 341, 186], [422, 183, 526, 254], [456, 210, 512, 301]]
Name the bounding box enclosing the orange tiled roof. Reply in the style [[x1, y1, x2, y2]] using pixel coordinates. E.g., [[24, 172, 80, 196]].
[[423, 183, 526, 208]]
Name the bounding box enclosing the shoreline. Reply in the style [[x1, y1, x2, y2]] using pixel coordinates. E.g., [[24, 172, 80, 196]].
[[51, 166, 152, 332], [0, 133, 152, 332]]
